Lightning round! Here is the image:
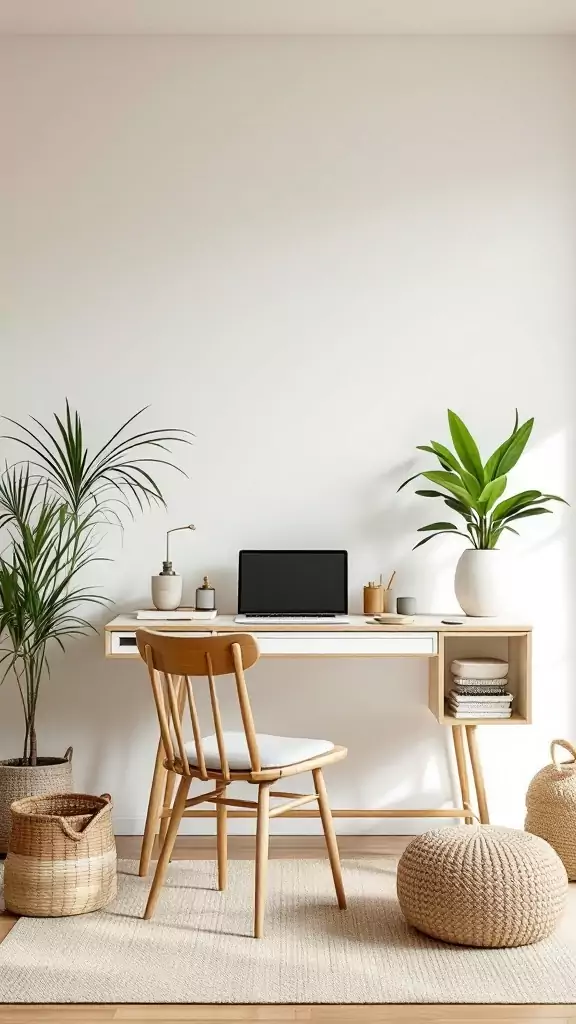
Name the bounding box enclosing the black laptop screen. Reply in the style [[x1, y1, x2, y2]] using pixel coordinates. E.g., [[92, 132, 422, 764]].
[[238, 550, 348, 615]]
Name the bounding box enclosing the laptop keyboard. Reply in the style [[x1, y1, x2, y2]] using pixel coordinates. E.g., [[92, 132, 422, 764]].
[[235, 615, 350, 624]]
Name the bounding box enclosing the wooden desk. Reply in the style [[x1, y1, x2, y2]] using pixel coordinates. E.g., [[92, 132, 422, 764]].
[[105, 615, 532, 829]]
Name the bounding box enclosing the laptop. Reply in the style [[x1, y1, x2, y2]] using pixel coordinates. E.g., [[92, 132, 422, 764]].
[[235, 550, 350, 624]]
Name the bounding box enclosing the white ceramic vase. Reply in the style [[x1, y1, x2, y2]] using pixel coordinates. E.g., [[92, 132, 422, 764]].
[[151, 574, 182, 611], [454, 549, 508, 617]]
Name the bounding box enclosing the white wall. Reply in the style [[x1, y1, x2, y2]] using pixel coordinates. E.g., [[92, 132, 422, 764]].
[[0, 36, 574, 834]]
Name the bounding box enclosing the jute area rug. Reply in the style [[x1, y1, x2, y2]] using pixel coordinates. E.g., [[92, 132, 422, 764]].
[[1, 858, 576, 1004]]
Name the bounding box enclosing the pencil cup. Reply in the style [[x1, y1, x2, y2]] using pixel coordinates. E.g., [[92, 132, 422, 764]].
[[363, 585, 384, 615], [382, 591, 396, 614]]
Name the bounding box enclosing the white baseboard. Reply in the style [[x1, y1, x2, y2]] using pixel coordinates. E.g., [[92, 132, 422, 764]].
[[113, 816, 456, 837]]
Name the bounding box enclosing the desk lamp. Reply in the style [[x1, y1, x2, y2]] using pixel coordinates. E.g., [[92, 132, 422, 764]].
[[151, 523, 196, 610]]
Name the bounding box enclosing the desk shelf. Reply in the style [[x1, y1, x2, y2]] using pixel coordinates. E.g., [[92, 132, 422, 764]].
[[429, 630, 532, 726]]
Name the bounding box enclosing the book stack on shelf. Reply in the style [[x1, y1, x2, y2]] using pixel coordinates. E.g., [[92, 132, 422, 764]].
[[447, 656, 513, 719]]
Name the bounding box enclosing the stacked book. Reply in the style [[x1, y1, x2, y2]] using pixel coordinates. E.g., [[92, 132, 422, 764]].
[[447, 657, 513, 719]]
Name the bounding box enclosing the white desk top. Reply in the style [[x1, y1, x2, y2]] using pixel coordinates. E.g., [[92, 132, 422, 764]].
[[105, 614, 531, 633]]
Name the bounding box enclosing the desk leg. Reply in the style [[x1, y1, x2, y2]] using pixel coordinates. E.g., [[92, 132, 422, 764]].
[[466, 724, 490, 824], [452, 725, 473, 825], [139, 737, 167, 877]]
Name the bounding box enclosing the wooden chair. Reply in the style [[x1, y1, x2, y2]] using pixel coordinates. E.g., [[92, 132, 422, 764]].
[[136, 629, 348, 937]]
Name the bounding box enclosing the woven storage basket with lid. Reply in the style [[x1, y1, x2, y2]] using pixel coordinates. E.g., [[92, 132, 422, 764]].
[[4, 792, 117, 916], [525, 738, 576, 880]]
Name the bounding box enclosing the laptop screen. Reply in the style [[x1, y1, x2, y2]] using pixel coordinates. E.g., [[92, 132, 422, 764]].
[[238, 550, 348, 615]]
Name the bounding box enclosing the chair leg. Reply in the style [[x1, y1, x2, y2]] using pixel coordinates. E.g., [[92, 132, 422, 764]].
[[159, 676, 187, 852], [313, 767, 346, 910], [254, 782, 271, 938], [216, 788, 228, 891], [159, 770, 177, 850], [139, 737, 167, 878], [144, 774, 191, 921]]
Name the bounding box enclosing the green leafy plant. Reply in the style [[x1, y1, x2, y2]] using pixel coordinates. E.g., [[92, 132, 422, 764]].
[[398, 410, 567, 550], [0, 403, 192, 765]]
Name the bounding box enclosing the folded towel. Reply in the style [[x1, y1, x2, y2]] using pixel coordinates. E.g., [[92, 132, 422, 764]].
[[450, 657, 508, 680], [448, 690, 513, 704]]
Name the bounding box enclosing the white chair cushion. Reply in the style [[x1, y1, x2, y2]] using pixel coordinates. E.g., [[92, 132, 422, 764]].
[[185, 732, 335, 771]]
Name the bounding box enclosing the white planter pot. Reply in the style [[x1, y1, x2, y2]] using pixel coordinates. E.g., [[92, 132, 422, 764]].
[[151, 574, 182, 611], [454, 549, 508, 617]]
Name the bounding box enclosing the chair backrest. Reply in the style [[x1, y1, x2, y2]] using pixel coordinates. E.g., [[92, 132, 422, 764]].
[[136, 630, 261, 779]]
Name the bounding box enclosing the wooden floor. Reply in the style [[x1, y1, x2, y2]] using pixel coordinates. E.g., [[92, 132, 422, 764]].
[[1, 835, 575, 1023]]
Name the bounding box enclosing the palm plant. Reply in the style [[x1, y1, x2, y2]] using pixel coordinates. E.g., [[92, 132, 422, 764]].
[[0, 403, 192, 765], [398, 410, 566, 550]]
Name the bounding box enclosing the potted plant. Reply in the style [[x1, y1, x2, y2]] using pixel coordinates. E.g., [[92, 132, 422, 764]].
[[398, 410, 567, 615], [0, 404, 191, 851]]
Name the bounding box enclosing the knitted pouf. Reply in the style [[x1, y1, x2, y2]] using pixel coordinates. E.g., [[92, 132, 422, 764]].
[[397, 826, 568, 948]]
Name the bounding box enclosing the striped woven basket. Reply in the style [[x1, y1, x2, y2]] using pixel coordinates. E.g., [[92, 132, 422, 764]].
[[4, 792, 117, 917]]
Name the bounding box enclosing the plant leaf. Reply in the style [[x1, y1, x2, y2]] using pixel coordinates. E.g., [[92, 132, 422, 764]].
[[495, 418, 534, 476], [412, 529, 470, 550], [415, 445, 453, 472], [503, 507, 552, 525], [540, 493, 570, 506], [484, 409, 520, 482], [417, 522, 458, 532], [412, 532, 446, 550], [447, 410, 484, 483], [422, 471, 479, 510], [478, 475, 507, 510], [397, 472, 425, 492], [492, 490, 542, 522]]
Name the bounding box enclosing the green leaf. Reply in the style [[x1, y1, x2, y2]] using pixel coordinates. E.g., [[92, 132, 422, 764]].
[[417, 522, 458, 532], [503, 507, 552, 525], [540, 493, 570, 506], [412, 529, 470, 550], [397, 472, 424, 493], [495, 418, 534, 476], [412, 532, 448, 550], [459, 469, 482, 499], [492, 490, 541, 522], [415, 490, 446, 498], [415, 446, 453, 472], [478, 475, 507, 510], [427, 442, 463, 475], [483, 409, 520, 482], [443, 496, 474, 520], [447, 410, 484, 483], [422, 471, 479, 509]]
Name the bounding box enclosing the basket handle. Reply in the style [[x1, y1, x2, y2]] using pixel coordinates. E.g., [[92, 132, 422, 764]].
[[551, 739, 576, 769], [63, 746, 73, 762], [59, 793, 113, 842]]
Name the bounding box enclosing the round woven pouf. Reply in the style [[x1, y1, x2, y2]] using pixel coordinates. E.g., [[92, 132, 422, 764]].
[[397, 826, 567, 948]]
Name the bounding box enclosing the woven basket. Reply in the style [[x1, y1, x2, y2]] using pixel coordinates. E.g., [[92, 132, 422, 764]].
[[4, 792, 117, 917], [525, 738, 576, 880], [0, 748, 73, 854]]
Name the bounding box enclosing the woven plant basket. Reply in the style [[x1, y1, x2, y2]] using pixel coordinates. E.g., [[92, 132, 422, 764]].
[[0, 747, 73, 854], [4, 792, 117, 917], [525, 738, 576, 880]]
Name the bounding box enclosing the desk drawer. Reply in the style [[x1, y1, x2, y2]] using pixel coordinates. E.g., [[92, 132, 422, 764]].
[[251, 631, 437, 656], [108, 631, 212, 656]]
